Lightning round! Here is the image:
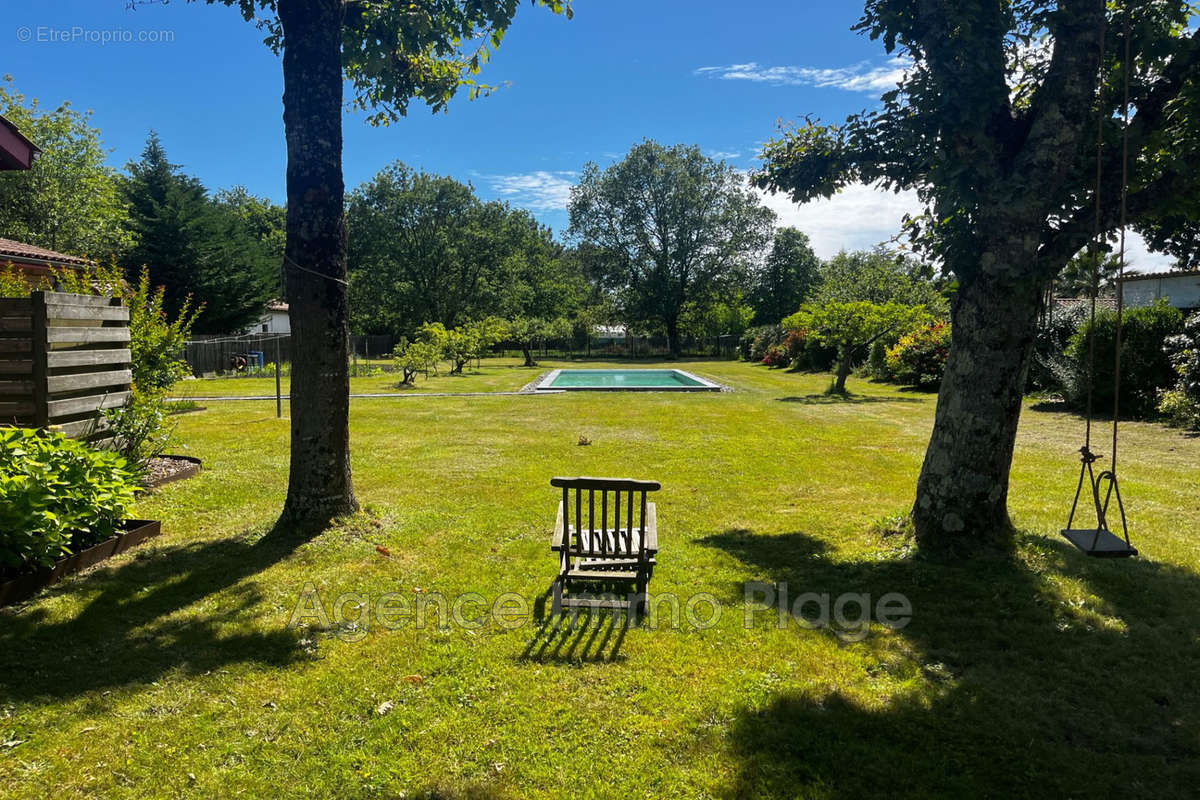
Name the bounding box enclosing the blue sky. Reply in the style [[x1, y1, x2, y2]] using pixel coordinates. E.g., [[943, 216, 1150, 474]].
[[5, 0, 1172, 269]]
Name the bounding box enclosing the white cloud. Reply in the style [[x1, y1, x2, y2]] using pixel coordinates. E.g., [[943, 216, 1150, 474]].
[[695, 58, 909, 93], [755, 182, 921, 258], [1120, 231, 1174, 275], [705, 149, 742, 161], [755, 181, 1176, 273], [482, 170, 576, 212]]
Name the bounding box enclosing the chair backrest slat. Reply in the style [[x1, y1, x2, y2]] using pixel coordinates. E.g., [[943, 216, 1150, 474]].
[[551, 477, 660, 558]]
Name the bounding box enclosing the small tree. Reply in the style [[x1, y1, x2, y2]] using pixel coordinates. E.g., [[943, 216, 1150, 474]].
[[786, 301, 929, 393], [392, 338, 442, 386]]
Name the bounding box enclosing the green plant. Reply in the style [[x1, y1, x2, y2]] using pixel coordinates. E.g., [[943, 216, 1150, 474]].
[[1062, 300, 1183, 418], [1159, 311, 1200, 430], [103, 393, 177, 475], [392, 338, 443, 385], [885, 322, 951, 388], [0, 428, 136, 572], [785, 301, 930, 393], [126, 267, 201, 395]]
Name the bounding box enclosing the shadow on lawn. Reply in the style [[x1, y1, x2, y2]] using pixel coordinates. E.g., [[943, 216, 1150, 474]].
[[518, 590, 629, 664], [0, 523, 321, 703], [777, 394, 926, 405], [700, 528, 1200, 798]]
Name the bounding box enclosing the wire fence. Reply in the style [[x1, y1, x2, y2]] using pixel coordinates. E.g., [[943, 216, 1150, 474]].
[[183, 332, 739, 376]]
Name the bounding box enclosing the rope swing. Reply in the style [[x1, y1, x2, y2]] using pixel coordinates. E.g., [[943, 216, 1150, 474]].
[[1061, 10, 1137, 558]]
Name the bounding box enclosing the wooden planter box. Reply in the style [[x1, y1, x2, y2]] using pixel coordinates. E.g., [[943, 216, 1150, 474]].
[[0, 519, 161, 608]]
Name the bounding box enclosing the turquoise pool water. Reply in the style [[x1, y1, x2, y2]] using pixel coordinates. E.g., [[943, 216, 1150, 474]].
[[542, 369, 721, 391]]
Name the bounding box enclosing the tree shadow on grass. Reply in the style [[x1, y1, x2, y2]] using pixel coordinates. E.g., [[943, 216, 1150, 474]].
[[699, 528, 1200, 797], [777, 394, 926, 405], [0, 521, 327, 704]]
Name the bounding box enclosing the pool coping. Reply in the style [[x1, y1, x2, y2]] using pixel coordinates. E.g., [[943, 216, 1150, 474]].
[[527, 368, 725, 392]]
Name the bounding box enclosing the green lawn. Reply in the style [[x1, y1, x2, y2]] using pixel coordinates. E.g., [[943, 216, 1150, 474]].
[[171, 356, 542, 398], [3, 360, 1199, 798]]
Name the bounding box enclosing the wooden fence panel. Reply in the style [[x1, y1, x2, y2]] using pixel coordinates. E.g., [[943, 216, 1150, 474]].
[[0, 291, 131, 440]]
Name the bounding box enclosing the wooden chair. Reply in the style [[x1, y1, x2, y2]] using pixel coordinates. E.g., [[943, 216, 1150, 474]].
[[550, 476, 660, 621]]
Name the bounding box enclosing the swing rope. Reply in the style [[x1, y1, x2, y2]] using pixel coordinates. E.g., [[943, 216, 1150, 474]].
[[1062, 8, 1136, 558]]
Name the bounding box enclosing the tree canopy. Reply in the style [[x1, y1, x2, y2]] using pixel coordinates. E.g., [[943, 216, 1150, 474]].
[[748, 227, 822, 325], [120, 133, 279, 334], [347, 162, 586, 336], [0, 77, 128, 259], [569, 140, 775, 356], [754, 0, 1200, 555]]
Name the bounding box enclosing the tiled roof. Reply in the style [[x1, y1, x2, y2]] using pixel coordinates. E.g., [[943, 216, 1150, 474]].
[[0, 237, 91, 267], [266, 300, 289, 312]]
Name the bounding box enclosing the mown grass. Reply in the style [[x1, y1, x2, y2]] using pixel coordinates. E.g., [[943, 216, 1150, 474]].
[[171, 356, 544, 398], [2, 360, 1198, 798]]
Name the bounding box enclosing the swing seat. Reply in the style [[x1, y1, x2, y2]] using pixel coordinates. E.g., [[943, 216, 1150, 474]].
[[1060, 528, 1137, 558]]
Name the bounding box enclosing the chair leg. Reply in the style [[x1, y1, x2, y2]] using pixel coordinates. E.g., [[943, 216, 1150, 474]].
[[551, 576, 563, 617]]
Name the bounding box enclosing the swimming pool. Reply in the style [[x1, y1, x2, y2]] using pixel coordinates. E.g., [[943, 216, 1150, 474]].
[[536, 368, 723, 391]]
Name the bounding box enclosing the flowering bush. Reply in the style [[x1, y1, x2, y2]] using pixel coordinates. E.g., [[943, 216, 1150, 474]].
[[761, 344, 790, 368], [885, 322, 951, 387]]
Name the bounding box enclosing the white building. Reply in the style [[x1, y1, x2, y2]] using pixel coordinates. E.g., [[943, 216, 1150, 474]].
[[1121, 271, 1200, 311], [249, 300, 291, 334]]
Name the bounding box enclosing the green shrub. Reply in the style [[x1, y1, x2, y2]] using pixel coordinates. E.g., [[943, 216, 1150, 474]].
[[1062, 300, 1184, 418], [886, 322, 951, 388], [1029, 302, 1089, 392], [1158, 311, 1200, 429], [126, 267, 201, 394], [0, 428, 137, 572], [744, 325, 786, 362], [104, 393, 176, 475]]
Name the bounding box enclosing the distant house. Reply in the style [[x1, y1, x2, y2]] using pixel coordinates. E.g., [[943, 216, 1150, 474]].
[[0, 237, 91, 283], [248, 300, 291, 334], [1120, 270, 1200, 312], [0, 114, 39, 171]]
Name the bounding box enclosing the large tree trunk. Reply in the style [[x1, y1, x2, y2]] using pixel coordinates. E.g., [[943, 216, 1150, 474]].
[[665, 316, 681, 359], [912, 268, 1043, 556], [521, 344, 537, 367], [277, 0, 358, 529]]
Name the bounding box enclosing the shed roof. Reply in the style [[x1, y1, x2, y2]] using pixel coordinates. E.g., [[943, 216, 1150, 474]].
[[0, 115, 40, 170], [0, 237, 92, 268]]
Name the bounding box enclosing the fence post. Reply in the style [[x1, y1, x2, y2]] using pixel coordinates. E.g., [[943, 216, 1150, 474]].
[[275, 336, 282, 419], [30, 291, 48, 428]]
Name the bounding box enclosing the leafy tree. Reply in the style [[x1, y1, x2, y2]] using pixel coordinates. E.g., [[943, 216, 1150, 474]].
[[0, 77, 129, 259], [749, 227, 821, 324], [214, 185, 286, 296], [785, 301, 929, 393], [202, 0, 571, 529], [569, 140, 775, 357], [347, 163, 579, 336], [1055, 249, 1127, 298], [755, 0, 1200, 555], [392, 338, 442, 385], [816, 248, 946, 312], [680, 298, 756, 343], [121, 133, 276, 333], [507, 316, 573, 366]]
